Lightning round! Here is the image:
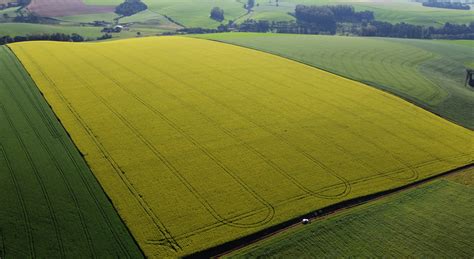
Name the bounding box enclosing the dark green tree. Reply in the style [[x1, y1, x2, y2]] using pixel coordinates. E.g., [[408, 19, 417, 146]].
[[115, 0, 147, 16], [247, 0, 255, 9], [210, 7, 224, 21]]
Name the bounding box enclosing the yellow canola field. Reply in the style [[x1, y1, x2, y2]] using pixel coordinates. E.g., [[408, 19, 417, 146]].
[[11, 37, 473, 257]]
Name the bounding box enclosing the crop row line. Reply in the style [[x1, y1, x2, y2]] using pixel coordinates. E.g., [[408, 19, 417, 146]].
[[0, 54, 98, 258], [13, 45, 135, 257], [0, 143, 35, 258], [0, 102, 65, 257], [34, 45, 184, 251]]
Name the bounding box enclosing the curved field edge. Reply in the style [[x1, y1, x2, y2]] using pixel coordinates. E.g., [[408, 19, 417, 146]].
[[191, 33, 474, 129], [195, 164, 474, 257], [0, 46, 143, 258], [9, 37, 474, 257], [224, 166, 474, 258]]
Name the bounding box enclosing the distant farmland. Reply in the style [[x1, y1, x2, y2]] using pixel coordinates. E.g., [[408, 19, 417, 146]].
[[196, 33, 474, 128], [11, 37, 474, 257], [0, 46, 142, 257], [79, 0, 474, 28]]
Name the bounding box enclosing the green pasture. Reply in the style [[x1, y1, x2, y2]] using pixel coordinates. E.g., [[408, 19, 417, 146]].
[[0, 23, 103, 39], [83, 0, 248, 28], [195, 33, 474, 128], [227, 169, 474, 257], [58, 12, 119, 23], [118, 9, 181, 30], [0, 46, 142, 258], [0, 7, 19, 21]]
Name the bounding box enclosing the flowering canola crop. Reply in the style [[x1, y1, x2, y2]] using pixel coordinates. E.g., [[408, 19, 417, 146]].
[[11, 37, 473, 257]]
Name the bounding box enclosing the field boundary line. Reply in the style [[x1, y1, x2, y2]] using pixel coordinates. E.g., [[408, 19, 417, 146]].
[[0, 55, 99, 258], [3, 48, 61, 139], [7, 45, 145, 258], [185, 163, 474, 258], [34, 45, 183, 251]]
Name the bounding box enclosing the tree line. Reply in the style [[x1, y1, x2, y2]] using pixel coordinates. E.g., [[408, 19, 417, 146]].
[[211, 4, 474, 39], [359, 21, 474, 39], [294, 5, 374, 34], [0, 33, 116, 45], [232, 19, 474, 40], [422, 0, 470, 10]]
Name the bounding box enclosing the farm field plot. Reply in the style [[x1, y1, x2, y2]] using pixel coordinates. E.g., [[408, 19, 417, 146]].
[[58, 12, 119, 23], [227, 167, 474, 258], [195, 33, 474, 128], [27, 0, 115, 17], [0, 46, 142, 257], [143, 0, 248, 28], [0, 23, 103, 39], [11, 36, 474, 257], [83, 0, 249, 28]]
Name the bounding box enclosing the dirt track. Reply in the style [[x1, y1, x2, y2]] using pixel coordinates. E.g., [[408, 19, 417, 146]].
[[27, 0, 115, 17]]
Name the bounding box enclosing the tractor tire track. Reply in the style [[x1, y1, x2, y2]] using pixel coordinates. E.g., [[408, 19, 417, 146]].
[[0, 144, 35, 258], [0, 57, 97, 258], [105, 45, 351, 199], [66, 46, 275, 228], [3, 47, 60, 139], [88, 46, 354, 200], [14, 45, 179, 253], [9, 45, 136, 257], [0, 103, 65, 257]]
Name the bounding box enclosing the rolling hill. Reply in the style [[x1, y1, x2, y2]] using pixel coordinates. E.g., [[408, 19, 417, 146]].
[[10, 36, 473, 257]]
